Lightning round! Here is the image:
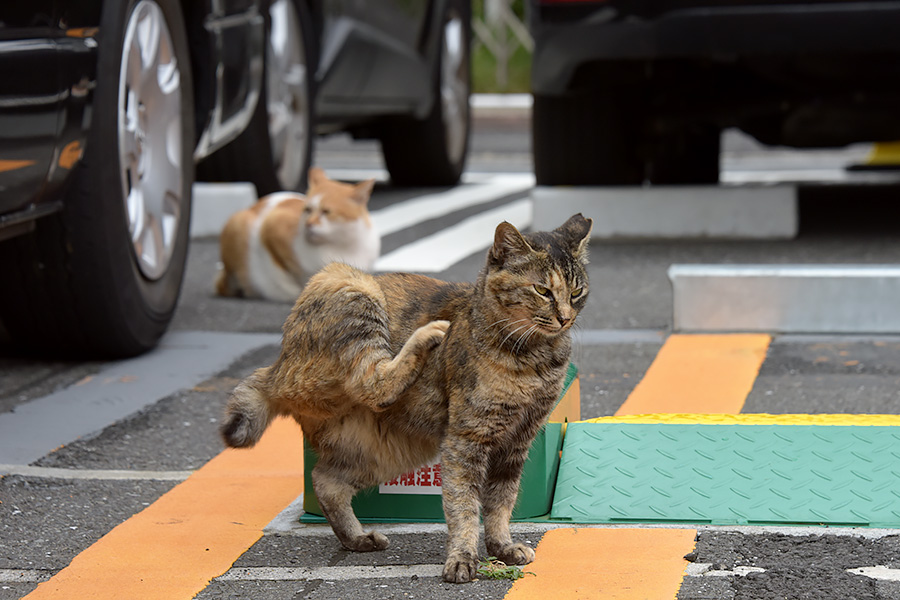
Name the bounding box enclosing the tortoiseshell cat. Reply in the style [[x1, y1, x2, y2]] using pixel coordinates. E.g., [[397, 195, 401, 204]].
[[221, 214, 592, 583]]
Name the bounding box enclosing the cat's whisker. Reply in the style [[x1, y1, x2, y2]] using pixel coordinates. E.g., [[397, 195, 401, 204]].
[[570, 321, 585, 366], [527, 325, 543, 349], [502, 324, 530, 343], [487, 317, 512, 330], [500, 324, 530, 348], [496, 318, 527, 331], [514, 324, 540, 353], [512, 326, 529, 353], [493, 318, 528, 341]]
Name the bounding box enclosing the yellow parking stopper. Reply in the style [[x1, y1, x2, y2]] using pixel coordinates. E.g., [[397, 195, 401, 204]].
[[865, 141, 900, 166]]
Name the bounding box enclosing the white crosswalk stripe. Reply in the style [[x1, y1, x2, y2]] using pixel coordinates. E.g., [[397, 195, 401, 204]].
[[369, 173, 534, 236], [375, 198, 531, 272]]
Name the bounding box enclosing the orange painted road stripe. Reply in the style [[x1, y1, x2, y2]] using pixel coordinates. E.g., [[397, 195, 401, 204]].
[[506, 528, 697, 600], [25, 416, 303, 600], [616, 333, 770, 416]]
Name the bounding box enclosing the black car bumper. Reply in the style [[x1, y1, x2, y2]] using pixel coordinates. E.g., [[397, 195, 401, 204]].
[[531, 1, 900, 94]]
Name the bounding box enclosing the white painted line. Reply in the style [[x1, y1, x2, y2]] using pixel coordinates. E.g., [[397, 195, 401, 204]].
[[217, 564, 444, 582], [461, 172, 533, 184], [268, 520, 900, 540], [326, 167, 898, 188], [374, 198, 532, 272], [0, 331, 281, 465], [315, 169, 534, 186], [722, 168, 900, 184], [0, 464, 192, 481], [369, 174, 534, 236], [267, 521, 449, 538], [847, 566, 900, 582], [685, 563, 766, 577], [714, 566, 767, 577], [321, 167, 389, 182], [684, 563, 712, 576], [0, 569, 53, 583]]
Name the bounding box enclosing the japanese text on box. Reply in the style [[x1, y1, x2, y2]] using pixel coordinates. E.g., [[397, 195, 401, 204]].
[[379, 461, 442, 495]]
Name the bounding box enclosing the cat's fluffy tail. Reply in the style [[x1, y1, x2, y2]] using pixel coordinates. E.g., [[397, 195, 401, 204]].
[[221, 367, 276, 448]]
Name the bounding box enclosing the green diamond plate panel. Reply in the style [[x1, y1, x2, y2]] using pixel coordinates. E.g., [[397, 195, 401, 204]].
[[551, 423, 900, 527]]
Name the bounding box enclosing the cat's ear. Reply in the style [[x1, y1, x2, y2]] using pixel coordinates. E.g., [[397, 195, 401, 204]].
[[557, 213, 593, 257], [308, 167, 326, 187], [351, 179, 376, 205], [490, 221, 533, 265]]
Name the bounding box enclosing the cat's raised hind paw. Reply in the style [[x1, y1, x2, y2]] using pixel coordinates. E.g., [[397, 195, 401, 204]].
[[442, 551, 478, 583], [343, 531, 389, 552], [411, 319, 450, 351]]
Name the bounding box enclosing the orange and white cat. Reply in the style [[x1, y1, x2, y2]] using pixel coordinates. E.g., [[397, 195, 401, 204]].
[[215, 167, 380, 301]]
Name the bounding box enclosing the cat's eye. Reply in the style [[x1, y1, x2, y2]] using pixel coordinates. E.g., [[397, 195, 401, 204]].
[[571, 287, 584, 299], [533, 284, 552, 297]]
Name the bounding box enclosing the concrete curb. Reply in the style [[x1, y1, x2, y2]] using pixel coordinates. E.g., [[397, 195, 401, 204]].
[[471, 92, 531, 117], [532, 184, 798, 240], [671, 264, 900, 333], [190, 182, 257, 239]]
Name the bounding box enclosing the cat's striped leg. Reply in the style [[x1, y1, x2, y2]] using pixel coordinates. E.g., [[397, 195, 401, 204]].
[[482, 446, 535, 565], [440, 437, 489, 583], [311, 460, 389, 552]]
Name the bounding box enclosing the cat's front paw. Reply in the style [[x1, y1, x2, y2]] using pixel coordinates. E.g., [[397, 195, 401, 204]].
[[491, 542, 535, 565], [344, 531, 389, 552], [442, 551, 478, 583]]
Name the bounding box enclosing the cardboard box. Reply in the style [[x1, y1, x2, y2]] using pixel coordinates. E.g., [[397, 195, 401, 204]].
[[301, 362, 580, 522]]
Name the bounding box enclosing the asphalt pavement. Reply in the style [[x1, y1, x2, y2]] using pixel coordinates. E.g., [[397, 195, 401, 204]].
[[3, 96, 900, 599]]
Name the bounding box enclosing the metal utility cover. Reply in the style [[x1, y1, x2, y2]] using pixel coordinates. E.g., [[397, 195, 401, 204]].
[[552, 422, 900, 527]]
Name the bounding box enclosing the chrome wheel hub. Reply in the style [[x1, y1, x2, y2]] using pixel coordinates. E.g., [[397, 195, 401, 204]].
[[440, 12, 469, 164], [267, 0, 310, 190], [119, 0, 184, 280]]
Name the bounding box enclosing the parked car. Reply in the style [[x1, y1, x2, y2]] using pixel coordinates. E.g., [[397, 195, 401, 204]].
[[0, 0, 471, 358], [528, 0, 900, 186]]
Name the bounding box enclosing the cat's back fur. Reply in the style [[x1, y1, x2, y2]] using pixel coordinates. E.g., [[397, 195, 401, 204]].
[[221, 214, 593, 583], [215, 167, 380, 302]]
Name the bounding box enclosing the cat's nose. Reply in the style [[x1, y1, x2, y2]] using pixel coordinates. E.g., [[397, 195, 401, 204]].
[[558, 307, 576, 328]]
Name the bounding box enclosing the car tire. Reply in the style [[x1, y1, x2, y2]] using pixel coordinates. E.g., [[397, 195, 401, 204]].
[[533, 91, 644, 186], [646, 124, 720, 185], [0, 0, 194, 358], [198, 0, 316, 194], [379, 0, 471, 187]]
